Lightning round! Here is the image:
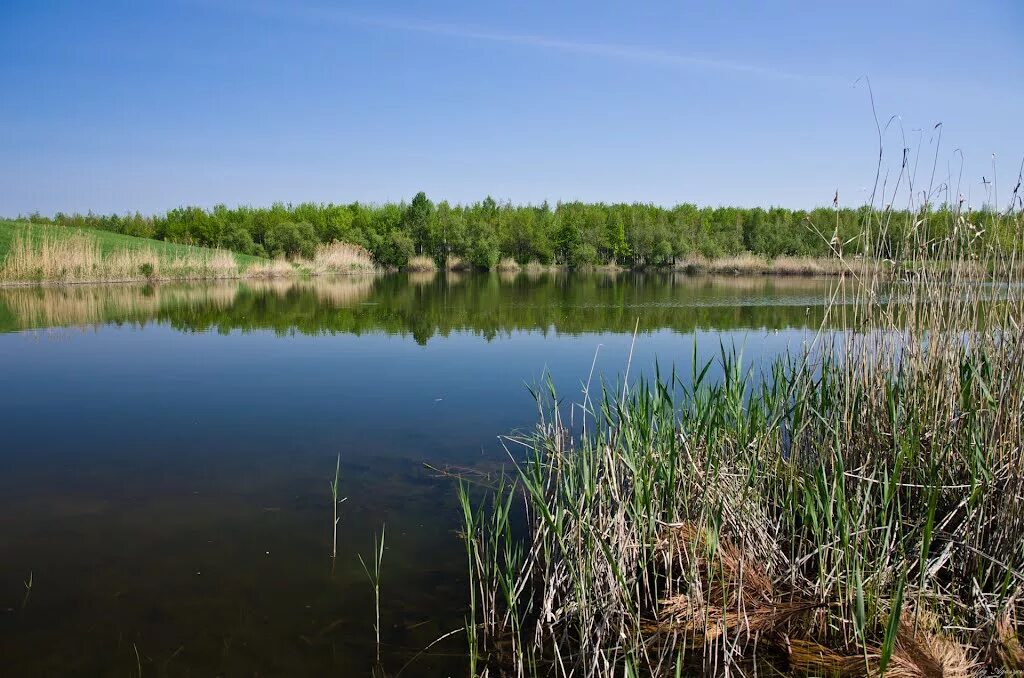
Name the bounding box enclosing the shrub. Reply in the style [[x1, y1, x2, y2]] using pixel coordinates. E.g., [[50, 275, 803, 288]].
[[263, 221, 318, 259]]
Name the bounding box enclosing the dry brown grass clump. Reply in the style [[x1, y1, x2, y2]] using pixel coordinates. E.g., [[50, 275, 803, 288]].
[[674, 252, 772, 274], [495, 257, 521, 273], [445, 256, 473, 271], [708, 252, 772, 274], [990, 607, 1024, 672], [304, 241, 376, 274], [648, 525, 978, 677], [771, 255, 855, 276], [674, 252, 869, 276], [246, 257, 295, 278], [0, 230, 103, 281], [788, 613, 978, 678], [0, 228, 382, 284], [0, 229, 241, 283], [520, 260, 562, 277], [405, 255, 438, 272], [649, 522, 821, 645]]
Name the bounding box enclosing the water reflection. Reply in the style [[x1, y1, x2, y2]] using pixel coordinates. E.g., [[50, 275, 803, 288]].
[[0, 271, 842, 340], [0, 272, 842, 675]]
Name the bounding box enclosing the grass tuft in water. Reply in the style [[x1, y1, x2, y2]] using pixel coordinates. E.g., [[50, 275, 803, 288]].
[[329, 453, 346, 561], [359, 525, 387, 666]]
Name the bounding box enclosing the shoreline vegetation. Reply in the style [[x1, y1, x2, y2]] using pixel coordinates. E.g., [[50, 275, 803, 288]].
[[5, 191, 1020, 285], [0, 217, 1005, 286], [0, 221, 375, 286], [457, 198, 1024, 675]]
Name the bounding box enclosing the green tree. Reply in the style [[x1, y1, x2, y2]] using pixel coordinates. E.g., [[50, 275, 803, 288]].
[[403, 191, 435, 255]]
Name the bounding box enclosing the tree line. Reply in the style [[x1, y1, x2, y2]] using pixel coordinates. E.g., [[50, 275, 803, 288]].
[[20, 193, 1015, 268]]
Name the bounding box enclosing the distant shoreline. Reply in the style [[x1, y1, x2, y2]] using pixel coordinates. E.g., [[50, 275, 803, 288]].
[[0, 219, 996, 287]]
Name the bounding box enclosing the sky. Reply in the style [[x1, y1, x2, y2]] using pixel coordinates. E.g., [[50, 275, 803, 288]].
[[1, 0, 1022, 216]]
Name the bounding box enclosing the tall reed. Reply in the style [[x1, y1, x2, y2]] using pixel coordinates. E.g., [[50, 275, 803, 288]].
[[460, 162, 1024, 675], [329, 454, 346, 560], [303, 241, 376, 274], [359, 525, 386, 664], [0, 227, 240, 283], [406, 255, 438, 272]]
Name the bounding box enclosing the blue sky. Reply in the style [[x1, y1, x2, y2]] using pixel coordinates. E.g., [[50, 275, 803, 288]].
[[1, 0, 1022, 215]]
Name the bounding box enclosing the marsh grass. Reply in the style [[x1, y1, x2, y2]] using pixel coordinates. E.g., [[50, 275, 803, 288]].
[[0, 225, 379, 284], [246, 257, 296, 278], [460, 163, 1024, 675], [496, 257, 521, 273], [306, 241, 376, 274], [0, 227, 241, 283], [674, 252, 881, 277], [522, 260, 554, 276], [447, 256, 474, 272], [406, 255, 439, 272]]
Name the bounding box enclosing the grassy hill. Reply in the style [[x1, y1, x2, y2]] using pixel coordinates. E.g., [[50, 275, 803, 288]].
[[0, 220, 266, 268], [0, 220, 380, 284], [0, 220, 278, 283]]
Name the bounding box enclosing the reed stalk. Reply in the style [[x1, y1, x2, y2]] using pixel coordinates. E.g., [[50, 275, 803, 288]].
[[359, 525, 386, 664], [459, 146, 1024, 675], [329, 454, 346, 560]]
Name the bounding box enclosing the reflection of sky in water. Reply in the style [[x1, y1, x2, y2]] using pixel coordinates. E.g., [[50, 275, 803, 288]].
[[0, 275, 824, 674], [0, 324, 811, 466]]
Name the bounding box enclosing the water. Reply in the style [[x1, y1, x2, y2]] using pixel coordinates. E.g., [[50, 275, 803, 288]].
[[0, 272, 840, 676]]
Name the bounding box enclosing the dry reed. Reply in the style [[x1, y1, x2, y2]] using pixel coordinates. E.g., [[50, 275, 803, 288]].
[[405, 255, 438, 272], [247, 258, 296, 278], [446, 256, 473, 272], [460, 148, 1024, 675], [495, 257, 521, 273], [0, 229, 240, 283], [293, 241, 376, 275], [0, 229, 385, 285]]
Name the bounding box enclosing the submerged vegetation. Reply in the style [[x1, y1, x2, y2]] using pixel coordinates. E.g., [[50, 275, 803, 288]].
[[458, 187, 1024, 674]]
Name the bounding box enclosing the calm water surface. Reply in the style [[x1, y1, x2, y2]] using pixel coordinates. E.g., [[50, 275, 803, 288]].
[[0, 272, 839, 676]]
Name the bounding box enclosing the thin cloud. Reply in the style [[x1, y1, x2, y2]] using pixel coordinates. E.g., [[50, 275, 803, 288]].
[[221, 0, 829, 84]]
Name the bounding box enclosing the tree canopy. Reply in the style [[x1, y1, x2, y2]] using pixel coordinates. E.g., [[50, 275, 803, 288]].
[[31, 195, 1014, 269]]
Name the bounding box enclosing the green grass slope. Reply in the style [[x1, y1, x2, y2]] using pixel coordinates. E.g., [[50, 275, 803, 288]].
[[0, 220, 267, 269]]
